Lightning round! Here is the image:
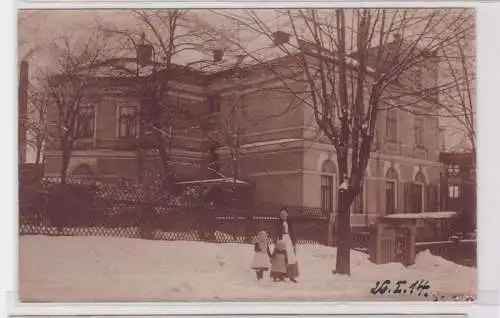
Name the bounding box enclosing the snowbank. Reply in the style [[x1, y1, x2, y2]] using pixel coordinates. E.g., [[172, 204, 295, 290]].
[[19, 235, 476, 302]]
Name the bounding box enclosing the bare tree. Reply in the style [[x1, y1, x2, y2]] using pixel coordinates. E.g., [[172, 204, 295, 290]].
[[439, 32, 475, 157], [26, 80, 51, 164], [212, 8, 473, 275], [44, 34, 110, 184], [97, 10, 211, 184], [204, 71, 250, 180]]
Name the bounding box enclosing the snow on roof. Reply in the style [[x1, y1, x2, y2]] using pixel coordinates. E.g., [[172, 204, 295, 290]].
[[216, 139, 302, 153], [89, 34, 374, 77], [382, 211, 458, 219], [240, 138, 302, 149], [174, 177, 249, 185], [188, 34, 302, 74]]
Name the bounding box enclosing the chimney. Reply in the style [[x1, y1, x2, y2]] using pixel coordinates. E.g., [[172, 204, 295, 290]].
[[137, 33, 153, 66], [18, 61, 29, 165], [273, 30, 290, 46], [213, 48, 224, 63]]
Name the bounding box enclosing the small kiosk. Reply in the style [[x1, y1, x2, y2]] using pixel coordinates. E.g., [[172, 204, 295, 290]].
[[370, 211, 458, 266]]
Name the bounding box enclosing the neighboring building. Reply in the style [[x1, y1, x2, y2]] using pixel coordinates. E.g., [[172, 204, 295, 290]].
[[44, 32, 443, 227], [440, 151, 476, 231]]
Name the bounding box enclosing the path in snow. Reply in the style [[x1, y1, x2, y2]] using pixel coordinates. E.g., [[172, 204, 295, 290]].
[[19, 235, 476, 302]]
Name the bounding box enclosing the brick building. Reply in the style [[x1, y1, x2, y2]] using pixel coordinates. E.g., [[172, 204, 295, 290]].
[[44, 34, 443, 226]]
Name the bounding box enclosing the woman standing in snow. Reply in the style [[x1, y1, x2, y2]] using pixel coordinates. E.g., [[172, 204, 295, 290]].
[[251, 230, 272, 280], [275, 208, 299, 283]]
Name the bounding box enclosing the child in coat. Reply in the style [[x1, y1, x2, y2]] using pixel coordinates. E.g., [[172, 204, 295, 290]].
[[251, 230, 272, 280], [270, 239, 288, 282]]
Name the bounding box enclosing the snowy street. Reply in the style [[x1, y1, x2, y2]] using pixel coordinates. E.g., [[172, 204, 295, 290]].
[[19, 235, 477, 302]]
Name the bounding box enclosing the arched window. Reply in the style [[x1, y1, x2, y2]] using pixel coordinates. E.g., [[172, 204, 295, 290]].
[[321, 160, 336, 214], [385, 167, 398, 214], [411, 170, 426, 213], [321, 160, 336, 174], [415, 171, 426, 184]]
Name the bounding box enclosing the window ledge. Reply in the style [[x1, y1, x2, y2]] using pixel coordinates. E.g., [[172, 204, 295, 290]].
[[384, 139, 399, 144]]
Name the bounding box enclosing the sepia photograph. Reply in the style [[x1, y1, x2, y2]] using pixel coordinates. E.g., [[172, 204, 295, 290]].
[[18, 8, 477, 302]]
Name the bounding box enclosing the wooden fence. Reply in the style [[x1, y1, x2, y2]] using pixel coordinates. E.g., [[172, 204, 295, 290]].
[[19, 178, 332, 245]]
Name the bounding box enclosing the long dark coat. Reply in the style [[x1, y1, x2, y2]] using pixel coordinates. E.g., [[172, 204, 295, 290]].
[[275, 218, 297, 247]]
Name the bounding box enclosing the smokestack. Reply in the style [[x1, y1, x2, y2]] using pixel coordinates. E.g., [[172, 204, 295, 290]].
[[18, 60, 29, 165], [273, 31, 290, 46], [213, 48, 224, 63], [137, 33, 153, 66]]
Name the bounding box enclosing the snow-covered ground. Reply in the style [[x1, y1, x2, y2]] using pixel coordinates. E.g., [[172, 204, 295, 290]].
[[19, 235, 477, 302]]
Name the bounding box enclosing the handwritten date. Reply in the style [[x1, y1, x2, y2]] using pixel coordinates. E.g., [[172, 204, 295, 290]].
[[370, 279, 431, 297], [370, 280, 475, 301]]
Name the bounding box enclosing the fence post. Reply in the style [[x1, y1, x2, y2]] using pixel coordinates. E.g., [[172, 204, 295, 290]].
[[369, 221, 379, 263], [407, 221, 417, 266], [244, 207, 254, 244], [451, 236, 460, 264]]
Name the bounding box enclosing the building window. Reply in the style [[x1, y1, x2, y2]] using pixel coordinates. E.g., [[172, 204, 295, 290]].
[[386, 181, 396, 214], [76, 106, 95, 139], [412, 171, 426, 213], [411, 183, 423, 213], [352, 182, 364, 214], [321, 160, 336, 214], [385, 167, 398, 214], [321, 175, 334, 213], [448, 185, 460, 199], [118, 106, 138, 138], [208, 94, 221, 113], [385, 109, 397, 142], [412, 67, 423, 90], [415, 118, 425, 148]]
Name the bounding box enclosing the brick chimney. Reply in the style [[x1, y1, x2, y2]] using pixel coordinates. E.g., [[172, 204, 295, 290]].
[[137, 33, 153, 66], [213, 48, 224, 63], [273, 30, 290, 46], [18, 60, 28, 165]]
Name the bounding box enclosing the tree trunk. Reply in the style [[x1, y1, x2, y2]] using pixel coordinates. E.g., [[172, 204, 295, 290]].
[[153, 124, 171, 183], [60, 142, 71, 185], [334, 189, 352, 275], [158, 144, 169, 177], [35, 139, 43, 165]]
